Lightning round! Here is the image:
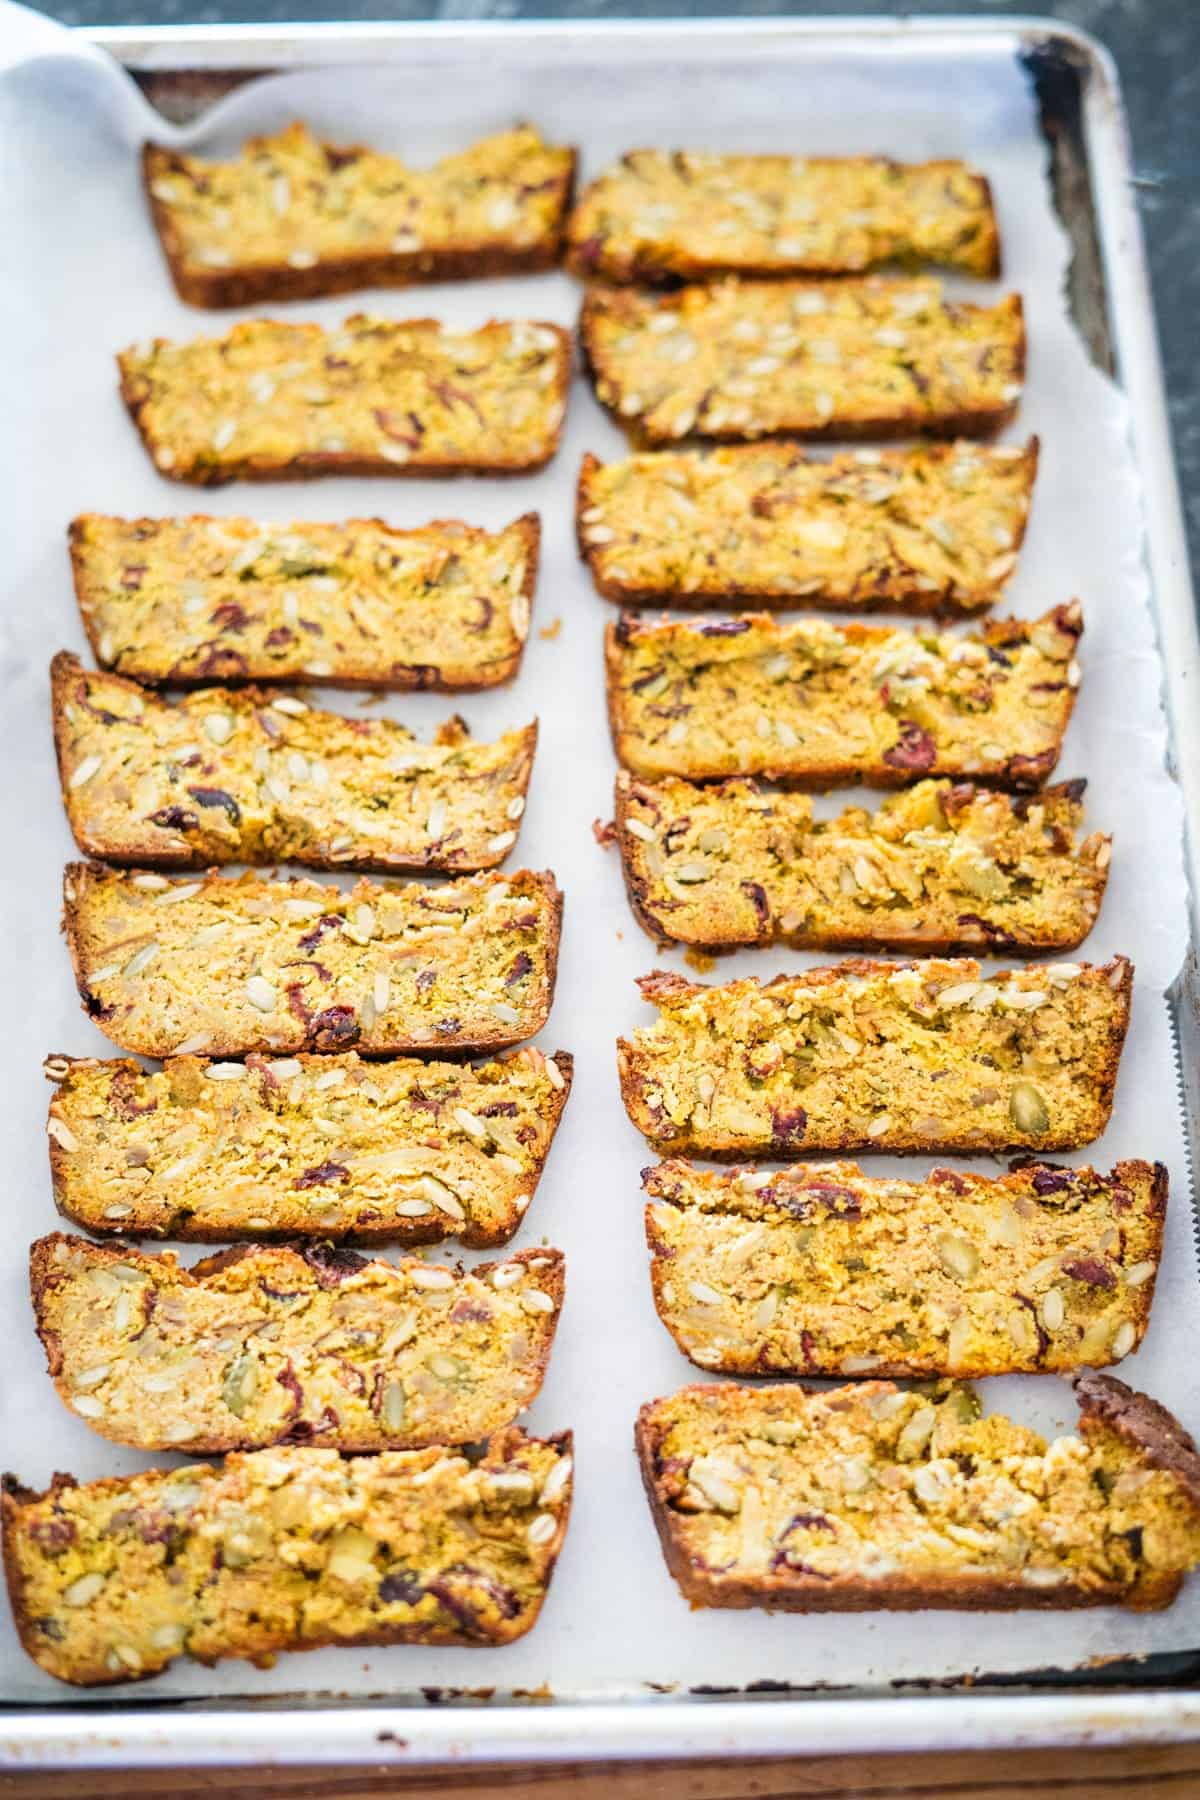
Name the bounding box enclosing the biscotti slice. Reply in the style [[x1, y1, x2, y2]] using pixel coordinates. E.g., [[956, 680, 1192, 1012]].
[[635, 1376, 1200, 1613], [644, 1158, 1164, 1378], [146, 123, 576, 307], [64, 863, 562, 1059], [577, 440, 1037, 613], [3, 1427, 572, 1684], [46, 1046, 571, 1247], [32, 1234, 564, 1454], [606, 605, 1081, 790], [617, 956, 1131, 1158], [580, 279, 1024, 445], [567, 151, 999, 283], [613, 772, 1110, 954], [118, 315, 570, 485], [53, 653, 536, 874], [69, 512, 538, 691]]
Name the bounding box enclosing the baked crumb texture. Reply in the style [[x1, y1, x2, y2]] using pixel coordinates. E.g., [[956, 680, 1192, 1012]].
[[617, 956, 1131, 1158], [613, 772, 1110, 954], [577, 440, 1037, 614], [606, 605, 1080, 790], [580, 278, 1025, 445], [118, 315, 571, 485], [567, 151, 1000, 283], [145, 123, 577, 307], [68, 511, 539, 692], [46, 1046, 571, 1248], [53, 653, 536, 875], [644, 1158, 1164, 1378], [32, 1234, 564, 1455], [2, 1427, 573, 1684], [63, 863, 562, 1059], [636, 1377, 1200, 1613]]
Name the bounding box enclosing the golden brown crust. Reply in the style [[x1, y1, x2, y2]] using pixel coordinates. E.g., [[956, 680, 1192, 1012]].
[[643, 1157, 1166, 1378], [31, 1234, 564, 1454], [51, 652, 537, 874], [634, 1382, 1198, 1615], [566, 150, 999, 283], [611, 772, 1110, 954], [118, 316, 571, 486], [62, 862, 563, 1059], [605, 605, 1081, 792], [576, 440, 1038, 614], [144, 127, 577, 309], [579, 279, 1025, 446], [68, 512, 540, 692], [617, 956, 1132, 1158], [3, 1427, 573, 1684], [46, 1045, 572, 1247]]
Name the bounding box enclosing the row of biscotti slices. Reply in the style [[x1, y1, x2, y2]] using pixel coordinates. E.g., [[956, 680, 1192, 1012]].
[[10, 1365, 1200, 1689], [145, 127, 1001, 309]]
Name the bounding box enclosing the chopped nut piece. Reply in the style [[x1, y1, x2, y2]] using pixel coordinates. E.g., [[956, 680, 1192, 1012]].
[[637, 1376, 1200, 1612], [615, 773, 1108, 953], [118, 314, 571, 485], [145, 124, 575, 307], [3, 1427, 573, 1684], [64, 863, 562, 1058], [53, 654, 536, 874], [606, 605, 1080, 790], [578, 440, 1037, 614], [644, 1157, 1164, 1376], [581, 278, 1024, 445], [618, 956, 1132, 1156]]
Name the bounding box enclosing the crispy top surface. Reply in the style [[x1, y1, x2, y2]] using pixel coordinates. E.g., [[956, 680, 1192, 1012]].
[[70, 512, 536, 688], [582, 278, 1024, 442], [579, 440, 1036, 611], [147, 123, 574, 272], [615, 773, 1110, 952], [638, 1381, 1200, 1597], [47, 1046, 569, 1245], [607, 606, 1080, 788], [620, 956, 1131, 1154], [33, 1234, 563, 1454], [118, 315, 569, 476], [53, 653, 535, 873], [644, 1158, 1163, 1378], [65, 863, 561, 1057], [4, 1428, 572, 1683], [568, 150, 998, 280]]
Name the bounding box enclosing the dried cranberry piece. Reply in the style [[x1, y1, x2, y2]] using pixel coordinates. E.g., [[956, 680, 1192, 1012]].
[[882, 722, 937, 772]]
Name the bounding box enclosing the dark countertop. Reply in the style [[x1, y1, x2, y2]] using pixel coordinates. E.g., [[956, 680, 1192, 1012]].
[[25, 0, 1200, 585]]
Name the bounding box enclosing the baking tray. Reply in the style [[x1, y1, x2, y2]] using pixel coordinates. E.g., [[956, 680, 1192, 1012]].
[[3, 10, 1200, 1769]]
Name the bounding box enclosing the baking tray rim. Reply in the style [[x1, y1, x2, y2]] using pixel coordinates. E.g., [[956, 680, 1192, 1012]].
[[4, 7, 1200, 1767]]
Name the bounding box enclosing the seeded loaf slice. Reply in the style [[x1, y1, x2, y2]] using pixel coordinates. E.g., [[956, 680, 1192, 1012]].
[[145, 123, 576, 308], [32, 1234, 564, 1455], [3, 1427, 573, 1684], [118, 315, 570, 485], [567, 151, 999, 283], [68, 511, 538, 691], [612, 772, 1110, 954], [635, 1377, 1200, 1613], [46, 1046, 571, 1246], [578, 440, 1037, 614], [644, 1158, 1165, 1379], [606, 605, 1081, 790], [580, 278, 1025, 445], [64, 864, 562, 1059], [617, 956, 1132, 1158], [53, 653, 535, 874]]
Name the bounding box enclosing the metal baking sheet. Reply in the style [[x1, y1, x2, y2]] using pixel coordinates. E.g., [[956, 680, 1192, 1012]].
[[3, 10, 1200, 1766]]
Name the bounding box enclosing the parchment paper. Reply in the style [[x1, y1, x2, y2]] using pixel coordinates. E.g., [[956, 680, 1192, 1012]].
[[0, 9, 1195, 1703]]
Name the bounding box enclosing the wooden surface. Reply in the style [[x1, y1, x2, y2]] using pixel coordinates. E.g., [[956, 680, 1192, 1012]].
[[4, 1743, 1200, 1799]]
